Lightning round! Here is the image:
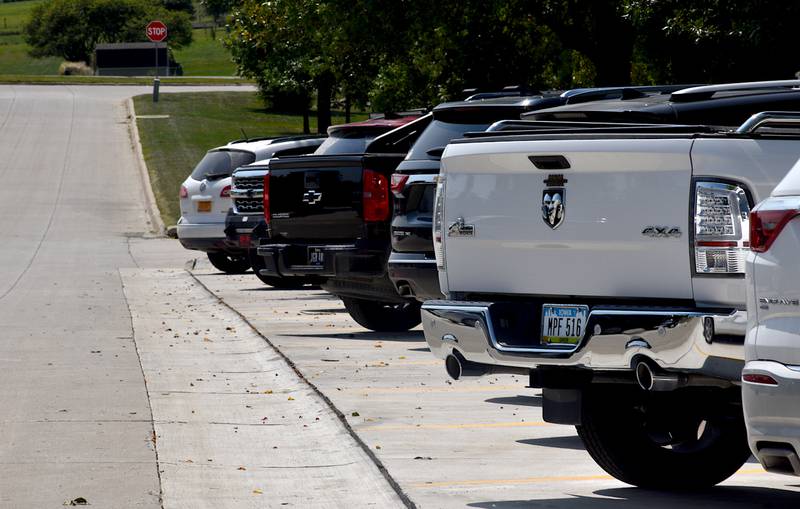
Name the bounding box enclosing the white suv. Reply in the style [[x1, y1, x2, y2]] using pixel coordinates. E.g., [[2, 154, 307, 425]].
[[744, 157, 800, 476], [178, 138, 287, 273]]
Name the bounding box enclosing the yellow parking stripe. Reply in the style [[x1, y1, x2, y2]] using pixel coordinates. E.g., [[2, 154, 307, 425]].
[[358, 421, 549, 432], [346, 384, 523, 394], [411, 467, 767, 489]]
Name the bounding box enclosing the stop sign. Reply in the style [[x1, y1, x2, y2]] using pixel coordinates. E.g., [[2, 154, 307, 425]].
[[146, 21, 168, 42]]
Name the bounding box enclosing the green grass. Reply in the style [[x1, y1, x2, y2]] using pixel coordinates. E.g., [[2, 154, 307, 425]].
[[0, 1, 236, 76], [0, 0, 60, 75], [0, 0, 41, 29], [173, 28, 237, 76], [133, 91, 367, 226], [0, 74, 252, 84]]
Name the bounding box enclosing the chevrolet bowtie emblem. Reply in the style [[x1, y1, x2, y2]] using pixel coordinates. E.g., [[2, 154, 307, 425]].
[[302, 190, 322, 205]]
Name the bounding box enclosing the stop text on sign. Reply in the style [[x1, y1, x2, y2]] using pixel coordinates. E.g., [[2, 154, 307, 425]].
[[146, 21, 168, 42]]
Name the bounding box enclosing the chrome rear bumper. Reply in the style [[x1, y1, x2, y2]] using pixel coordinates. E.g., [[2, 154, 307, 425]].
[[421, 300, 746, 381]]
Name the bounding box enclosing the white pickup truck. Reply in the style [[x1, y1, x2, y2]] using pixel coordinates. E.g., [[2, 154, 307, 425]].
[[422, 82, 800, 489]]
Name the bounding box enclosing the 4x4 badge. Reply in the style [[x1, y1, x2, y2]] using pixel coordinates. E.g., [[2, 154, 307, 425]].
[[542, 188, 565, 229]]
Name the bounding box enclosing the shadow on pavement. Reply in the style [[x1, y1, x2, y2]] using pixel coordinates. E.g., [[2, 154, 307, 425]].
[[485, 395, 542, 407], [285, 330, 425, 342], [516, 435, 584, 451], [468, 485, 800, 508], [408, 346, 431, 353], [238, 286, 324, 292]]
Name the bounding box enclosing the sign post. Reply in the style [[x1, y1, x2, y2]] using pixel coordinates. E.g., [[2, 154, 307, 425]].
[[146, 21, 168, 103]]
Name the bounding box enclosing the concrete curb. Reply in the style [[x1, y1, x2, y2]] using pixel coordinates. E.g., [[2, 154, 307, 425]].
[[187, 270, 418, 509], [126, 97, 166, 237]]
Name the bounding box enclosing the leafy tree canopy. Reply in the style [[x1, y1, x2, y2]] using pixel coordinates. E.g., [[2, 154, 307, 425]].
[[24, 0, 193, 64]]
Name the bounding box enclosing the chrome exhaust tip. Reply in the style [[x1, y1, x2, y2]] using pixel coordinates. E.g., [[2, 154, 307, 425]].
[[445, 354, 463, 380], [444, 353, 528, 380], [635, 361, 686, 391]]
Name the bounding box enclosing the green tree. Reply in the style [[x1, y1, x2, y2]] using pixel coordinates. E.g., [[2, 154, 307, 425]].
[[162, 0, 195, 16], [202, 0, 237, 25], [627, 0, 800, 83], [24, 0, 192, 64], [227, 0, 344, 132]]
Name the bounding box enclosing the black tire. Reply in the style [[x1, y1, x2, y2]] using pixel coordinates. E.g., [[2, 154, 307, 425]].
[[576, 386, 751, 489], [206, 251, 250, 274], [341, 297, 421, 332], [248, 250, 307, 289]]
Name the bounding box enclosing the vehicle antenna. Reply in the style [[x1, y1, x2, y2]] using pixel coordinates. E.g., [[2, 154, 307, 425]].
[[240, 128, 249, 141]]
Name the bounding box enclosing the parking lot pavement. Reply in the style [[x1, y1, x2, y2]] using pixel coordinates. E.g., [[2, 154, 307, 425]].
[[188, 258, 800, 508], [122, 268, 406, 508]]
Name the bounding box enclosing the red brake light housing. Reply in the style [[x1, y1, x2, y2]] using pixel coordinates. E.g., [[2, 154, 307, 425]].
[[750, 199, 800, 253], [179, 185, 188, 198], [742, 373, 779, 385], [220, 185, 231, 198], [363, 169, 390, 222], [262, 173, 271, 222], [390, 173, 409, 197]]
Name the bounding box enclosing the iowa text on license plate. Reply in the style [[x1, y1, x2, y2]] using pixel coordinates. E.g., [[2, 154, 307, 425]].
[[541, 304, 589, 345]]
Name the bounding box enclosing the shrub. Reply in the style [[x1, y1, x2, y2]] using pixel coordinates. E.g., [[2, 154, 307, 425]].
[[58, 61, 93, 76]]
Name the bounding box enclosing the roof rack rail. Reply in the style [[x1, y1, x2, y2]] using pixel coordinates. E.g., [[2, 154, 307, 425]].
[[563, 85, 697, 104], [736, 111, 800, 134], [671, 80, 800, 102], [486, 119, 686, 132], [463, 85, 545, 101], [464, 123, 718, 139]]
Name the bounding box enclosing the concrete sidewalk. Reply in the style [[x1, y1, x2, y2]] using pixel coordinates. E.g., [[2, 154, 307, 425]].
[[121, 268, 406, 508]]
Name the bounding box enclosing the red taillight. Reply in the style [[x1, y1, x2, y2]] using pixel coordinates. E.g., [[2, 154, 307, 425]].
[[179, 185, 188, 198], [742, 373, 779, 386], [220, 185, 231, 198], [363, 169, 390, 222], [390, 173, 409, 196], [262, 173, 271, 222], [750, 208, 799, 253]]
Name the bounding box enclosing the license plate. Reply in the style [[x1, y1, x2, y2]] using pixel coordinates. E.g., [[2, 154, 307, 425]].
[[196, 201, 212, 212], [308, 247, 325, 266], [239, 234, 251, 248], [541, 304, 589, 345]]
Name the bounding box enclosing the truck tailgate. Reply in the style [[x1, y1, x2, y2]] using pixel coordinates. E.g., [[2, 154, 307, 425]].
[[269, 154, 405, 241], [441, 137, 695, 299], [269, 156, 364, 240]]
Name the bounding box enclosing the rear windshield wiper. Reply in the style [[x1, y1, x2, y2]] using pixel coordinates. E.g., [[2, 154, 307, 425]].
[[205, 172, 230, 181]]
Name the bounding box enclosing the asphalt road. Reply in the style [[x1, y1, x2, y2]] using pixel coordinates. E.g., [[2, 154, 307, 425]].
[[0, 85, 254, 508], [190, 264, 800, 508]]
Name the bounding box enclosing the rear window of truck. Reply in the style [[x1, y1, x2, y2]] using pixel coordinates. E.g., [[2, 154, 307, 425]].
[[190, 150, 256, 180], [406, 121, 489, 160], [313, 133, 377, 155]]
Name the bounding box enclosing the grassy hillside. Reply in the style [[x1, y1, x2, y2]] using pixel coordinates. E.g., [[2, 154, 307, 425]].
[[134, 92, 367, 226], [173, 28, 237, 76], [0, 0, 236, 76], [0, 0, 60, 75]]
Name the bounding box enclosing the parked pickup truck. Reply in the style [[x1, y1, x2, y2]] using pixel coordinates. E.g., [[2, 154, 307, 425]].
[[421, 81, 800, 489], [389, 86, 689, 302], [256, 114, 431, 330], [223, 135, 326, 286]]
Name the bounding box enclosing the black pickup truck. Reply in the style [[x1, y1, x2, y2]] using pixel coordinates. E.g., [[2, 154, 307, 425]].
[[256, 114, 431, 330]]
